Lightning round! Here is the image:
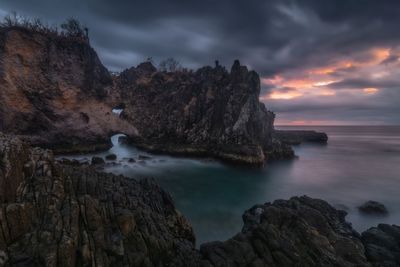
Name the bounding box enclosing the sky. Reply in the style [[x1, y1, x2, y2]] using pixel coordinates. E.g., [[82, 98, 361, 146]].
[[1, 0, 399, 125]]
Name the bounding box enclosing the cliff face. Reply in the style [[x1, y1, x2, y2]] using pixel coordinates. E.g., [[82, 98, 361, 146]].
[[115, 61, 281, 165], [0, 27, 137, 152]]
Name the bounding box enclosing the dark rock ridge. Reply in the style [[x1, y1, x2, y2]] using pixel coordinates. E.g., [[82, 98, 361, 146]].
[[273, 130, 328, 145], [0, 133, 201, 266], [0, 26, 137, 152], [201, 196, 370, 266], [1, 134, 399, 266], [114, 60, 291, 165], [362, 224, 400, 266]]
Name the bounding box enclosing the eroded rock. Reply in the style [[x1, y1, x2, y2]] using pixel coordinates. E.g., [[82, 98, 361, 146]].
[[0, 26, 138, 153], [200, 196, 371, 266], [0, 133, 202, 266], [115, 60, 292, 165], [362, 224, 400, 266]]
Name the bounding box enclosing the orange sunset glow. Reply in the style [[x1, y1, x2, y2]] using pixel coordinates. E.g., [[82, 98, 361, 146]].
[[260, 46, 396, 125], [260, 48, 391, 100]]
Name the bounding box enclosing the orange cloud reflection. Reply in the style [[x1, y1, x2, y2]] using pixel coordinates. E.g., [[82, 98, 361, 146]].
[[363, 87, 379, 95]]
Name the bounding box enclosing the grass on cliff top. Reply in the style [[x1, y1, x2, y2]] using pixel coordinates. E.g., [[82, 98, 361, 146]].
[[0, 12, 89, 43]]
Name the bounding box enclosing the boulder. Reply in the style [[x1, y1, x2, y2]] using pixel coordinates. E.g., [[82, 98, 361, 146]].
[[362, 224, 400, 266], [105, 153, 117, 160], [138, 154, 152, 160], [359, 201, 388, 215], [200, 196, 370, 266], [91, 156, 105, 165]]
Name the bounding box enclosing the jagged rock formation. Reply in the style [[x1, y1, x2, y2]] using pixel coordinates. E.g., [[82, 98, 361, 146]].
[[1, 134, 399, 266], [362, 224, 400, 266], [0, 25, 298, 165], [200, 196, 370, 266], [0, 133, 201, 266], [0, 26, 137, 152], [114, 61, 288, 165]]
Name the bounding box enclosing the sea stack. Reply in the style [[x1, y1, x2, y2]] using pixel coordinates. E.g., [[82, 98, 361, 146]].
[[114, 60, 291, 165]]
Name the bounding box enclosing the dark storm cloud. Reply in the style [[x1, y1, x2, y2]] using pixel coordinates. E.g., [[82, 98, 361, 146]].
[[1, 0, 400, 124]]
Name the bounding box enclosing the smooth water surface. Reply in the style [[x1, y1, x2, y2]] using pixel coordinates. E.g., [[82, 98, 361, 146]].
[[59, 126, 400, 246]]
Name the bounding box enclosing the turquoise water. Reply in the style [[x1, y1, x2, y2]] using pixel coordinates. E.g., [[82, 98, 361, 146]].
[[60, 126, 400, 246]]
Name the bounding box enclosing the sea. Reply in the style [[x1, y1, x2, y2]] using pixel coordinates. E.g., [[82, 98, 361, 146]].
[[59, 126, 400, 246]]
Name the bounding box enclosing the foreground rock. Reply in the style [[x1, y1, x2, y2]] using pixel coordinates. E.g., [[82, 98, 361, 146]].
[[0, 26, 137, 153], [274, 130, 328, 145], [91, 156, 105, 165], [359, 201, 389, 215], [0, 133, 201, 266], [115, 61, 293, 165], [2, 133, 400, 266], [362, 224, 400, 266], [200, 196, 370, 266]]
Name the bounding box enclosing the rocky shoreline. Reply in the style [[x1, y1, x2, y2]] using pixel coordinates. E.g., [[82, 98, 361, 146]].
[[0, 133, 398, 266], [0, 26, 319, 166]]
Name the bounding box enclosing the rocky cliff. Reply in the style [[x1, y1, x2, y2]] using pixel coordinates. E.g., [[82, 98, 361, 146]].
[[114, 61, 289, 165], [0, 134, 399, 267], [0, 25, 297, 165], [0, 26, 137, 152]]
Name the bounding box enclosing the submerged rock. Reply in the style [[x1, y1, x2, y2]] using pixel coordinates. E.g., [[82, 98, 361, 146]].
[[359, 201, 388, 215], [105, 153, 117, 160], [274, 130, 328, 145], [118, 135, 130, 145], [123, 157, 136, 163], [91, 156, 105, 165], [138, 154, 152, 160]]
